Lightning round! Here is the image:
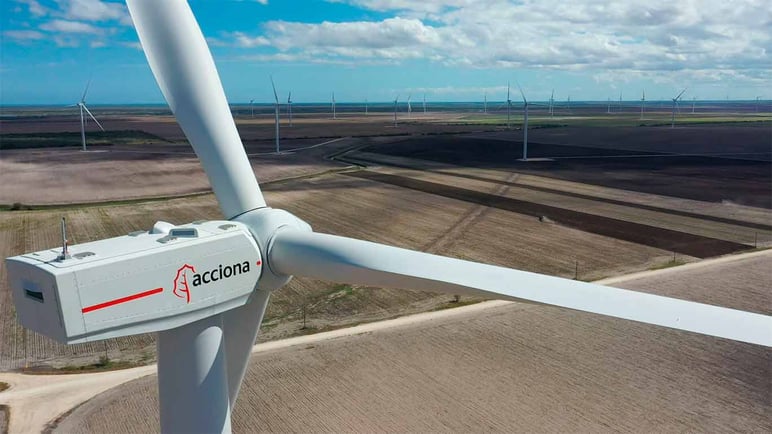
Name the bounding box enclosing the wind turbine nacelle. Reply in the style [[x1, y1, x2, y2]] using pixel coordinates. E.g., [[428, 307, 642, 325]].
[[6, 220, 263, 344]]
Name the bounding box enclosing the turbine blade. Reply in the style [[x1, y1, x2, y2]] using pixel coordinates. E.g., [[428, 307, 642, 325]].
[[269, 230, 772, 347], [270, 76, 279, 104], [675, 88, 687, 101], [82, 105, 105, 131], [287, 91, 291, 103], [507, 82, 510, 100], [81, 79, 91, 103], [516, 82, 526, 103], [126, 0, 266, 218]]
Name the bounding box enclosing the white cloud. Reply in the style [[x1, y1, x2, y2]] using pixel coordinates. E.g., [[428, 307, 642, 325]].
[[245, 0, 771, 84], [54, 0, 129, 23], [40, 19, 103, 34], [3, 30, 46, 41], [14, 0, 48, 16]]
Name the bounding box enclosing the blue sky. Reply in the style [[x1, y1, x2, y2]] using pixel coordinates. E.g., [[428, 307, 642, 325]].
[[1, 0, 770, 105]]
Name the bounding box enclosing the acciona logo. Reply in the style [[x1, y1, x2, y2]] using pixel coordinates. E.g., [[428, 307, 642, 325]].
[[173, 261, 252, 303]]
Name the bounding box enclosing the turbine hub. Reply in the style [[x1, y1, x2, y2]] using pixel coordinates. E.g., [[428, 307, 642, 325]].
[[232, 207, 311, 292]]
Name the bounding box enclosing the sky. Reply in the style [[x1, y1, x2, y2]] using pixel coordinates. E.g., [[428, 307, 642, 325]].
[[1, 0, 770, 105]]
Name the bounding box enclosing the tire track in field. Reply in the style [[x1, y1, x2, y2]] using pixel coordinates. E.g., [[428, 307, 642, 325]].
[[347, 171, 749, 258], [422, 172, 520, 254]]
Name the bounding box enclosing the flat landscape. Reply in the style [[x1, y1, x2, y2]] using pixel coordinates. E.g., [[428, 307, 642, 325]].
[[0, 106, 770, 432], [51, 251, 772, 433]]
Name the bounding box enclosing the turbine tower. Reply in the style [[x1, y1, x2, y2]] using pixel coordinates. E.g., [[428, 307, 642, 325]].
[[484, 92, 488, 114], [393, 94, 399, 126], [7, 3, 769, 434], [270, 76, 280, 153], [517, 83, 529, 161], [671, 88, 687, 128], [423, 93, 427, 114], [692, 97, 696, 114], [74, 80, 104, 151], [618, 91, 622, 112], [640, 90, 645, 120], [607, 97, 611, 114], [506, 82, 512, 129], [332, 92, 336, 120], [365, 97, 368, 115], [407, 94, 412, 117], [249, 99, 254, 118], [287, 92, 293, 127]]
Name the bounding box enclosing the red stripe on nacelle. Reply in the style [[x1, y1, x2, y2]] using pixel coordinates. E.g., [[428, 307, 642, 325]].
[[82, 287, 164, 313]]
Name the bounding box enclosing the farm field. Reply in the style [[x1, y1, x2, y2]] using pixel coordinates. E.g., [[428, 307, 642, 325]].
[[51, 251, 772, 433], [0, 167, 682, 370]]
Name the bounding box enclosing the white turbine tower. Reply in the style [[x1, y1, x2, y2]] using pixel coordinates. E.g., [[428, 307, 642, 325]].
[[332, 92, 336, 120], [407, 94, 412, 117], [506, 82, 512, 129], [607, 97, 612, 114], [517, 83, 529, 161], [640, 90, 645, 120], [567, 95, 571, 113], [270, 76, 280, 153], [423, 93, 427, 114], [287, 91, 293, 127], [249, 99, 254, 118], [671, 88, 687, 128], [549, 89, 554, 117], [393, 94, 399, 126], [365, 97, 368, 115], [692, 96, 696, 114], [7, 3, 770, 434], [484, 92, 488, 114], [74, 80, 104, 151], [618, 91, 622, 112]]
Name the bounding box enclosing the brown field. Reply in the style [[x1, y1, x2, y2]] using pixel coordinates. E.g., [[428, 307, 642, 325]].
[[52, 253, 771, 433], [0, 167, 682, 370]]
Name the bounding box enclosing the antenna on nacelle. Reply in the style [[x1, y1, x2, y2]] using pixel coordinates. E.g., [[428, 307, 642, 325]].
[[58, 217, 70, 261]]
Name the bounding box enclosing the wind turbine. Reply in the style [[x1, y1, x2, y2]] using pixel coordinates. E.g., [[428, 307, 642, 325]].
[[484, 92, 488, 114], [393, 94, 399, 126], [8, 3, 770, 434], [640, 90, 645, 120], [365, 97, 368, 115], [549, 89, 554, 117], [407, 94, 412, 117], [671, 88, 687, 128], [618, 91, 622, 112], [270, 76, 280, 153], [692, 97, 696, 114], [517, 82, 529, 161], [607, 97, 612, 114], [332, 92, 336, 120], [249, 99, 254, 118], [73, 80, 104, 151], [423, 93, 427, 114], [506, 82, 512, 129], [287, 91, 293, 127], [567, 95, 571, 113]]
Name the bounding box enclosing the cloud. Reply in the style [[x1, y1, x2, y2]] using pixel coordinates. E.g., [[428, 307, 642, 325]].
[[40, 19, 103, 34], [247, 0, 771, 83], [14, 0, 48, 16], [3, 30, 46, 41], [55, 0, 131, 24]]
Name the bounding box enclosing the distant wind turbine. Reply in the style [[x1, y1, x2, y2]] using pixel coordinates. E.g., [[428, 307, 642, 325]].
[[287, 92, 293, 127], [483, 92, 488, 114], [755, 96, 760, 112], [423, 94, 427, 114], [517, 82, 529, 161], [671, 88, 687, 128], [270, 76, 280, 153], [692, 97, 696, 114], [72, 80, 104, 152], [618, 91, 622, 112], [365, 98, 368, 116], [249, 99, 254, 118], [567, 95, 571, 113], [332, 92, 336, 120], [506, 82, 512, 129], [607, 97, 612, 114], [393, 95, 399, 127], [640, 90, 645, 120], [407, 94, 412, 117]]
